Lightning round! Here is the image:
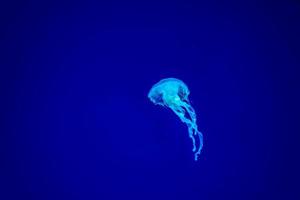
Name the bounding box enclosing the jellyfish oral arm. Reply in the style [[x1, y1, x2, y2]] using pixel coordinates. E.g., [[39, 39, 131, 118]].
[[170, 105, 203, 161]]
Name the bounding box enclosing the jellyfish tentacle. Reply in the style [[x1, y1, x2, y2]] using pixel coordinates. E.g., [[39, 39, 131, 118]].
[[188, 126, 197, 152], [194, 130, 203, 160], [170, 105, 198, 153], [182, 102, 196, 123], [181, 102, 204, 159], [178, 103, 204, 161]]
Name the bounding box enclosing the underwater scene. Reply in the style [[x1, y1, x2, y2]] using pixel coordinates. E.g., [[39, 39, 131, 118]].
[[1, 1, 299, 200]]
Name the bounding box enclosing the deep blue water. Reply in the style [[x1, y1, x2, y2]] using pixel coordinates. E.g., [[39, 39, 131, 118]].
[[1, 1, 299, 200]]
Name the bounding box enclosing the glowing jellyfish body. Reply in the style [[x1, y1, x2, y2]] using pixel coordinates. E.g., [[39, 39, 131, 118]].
[[148, 78, 203, 161]]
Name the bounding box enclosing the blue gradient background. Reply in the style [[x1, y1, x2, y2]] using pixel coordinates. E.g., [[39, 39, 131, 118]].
[[1, 1, 299, 200]]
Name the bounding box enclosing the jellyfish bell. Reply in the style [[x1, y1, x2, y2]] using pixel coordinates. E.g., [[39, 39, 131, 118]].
[[148, 77, 204, 161], [148, 78, 190, 107]]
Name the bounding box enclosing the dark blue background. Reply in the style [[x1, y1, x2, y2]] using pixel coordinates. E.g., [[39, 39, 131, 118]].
[[1, 0, 299, 200]]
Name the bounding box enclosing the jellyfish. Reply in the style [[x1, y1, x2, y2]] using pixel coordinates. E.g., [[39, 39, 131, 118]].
[[148, 78, 203, 161]]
